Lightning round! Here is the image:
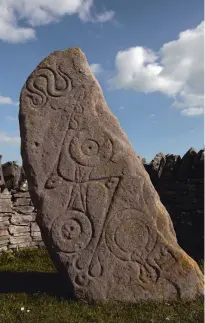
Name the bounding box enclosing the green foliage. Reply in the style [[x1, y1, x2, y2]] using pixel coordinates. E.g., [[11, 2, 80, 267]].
[[0, 248, 56, 272], [0, 248, 204, 323]]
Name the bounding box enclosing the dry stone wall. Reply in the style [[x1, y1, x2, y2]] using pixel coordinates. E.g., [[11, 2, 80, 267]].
[[144, 148, 204, 261], [0, 188, 43, 252], [0, 147, 204, 260]]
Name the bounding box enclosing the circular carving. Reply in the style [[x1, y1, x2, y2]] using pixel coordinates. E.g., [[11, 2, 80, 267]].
[[105, 209, 157, 262], [69, 131, 113, 166], [33, 95, 44, 106], [51, 210, 92, 253], [62, 221, 81, 240], [115, 218, 149, 252], [81, 140, 99, 156]]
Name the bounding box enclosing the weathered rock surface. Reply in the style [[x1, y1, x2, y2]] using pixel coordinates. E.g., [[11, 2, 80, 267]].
[[19, 48, 203, 303], [0, 156, 5, 192], [0, 187, 43, 251], [2, 161, 27, 192]]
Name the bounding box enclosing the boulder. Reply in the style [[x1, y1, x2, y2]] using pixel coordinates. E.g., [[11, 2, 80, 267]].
[[19, 47, 203, 303], [2, 161, 27, 192], [145, 153, 166, 185]]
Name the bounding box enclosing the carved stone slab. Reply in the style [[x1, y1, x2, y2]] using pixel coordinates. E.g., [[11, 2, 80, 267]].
[[19, 48, 203, 303]]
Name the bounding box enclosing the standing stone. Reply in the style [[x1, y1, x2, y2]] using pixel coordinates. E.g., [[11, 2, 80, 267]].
[[19, 48, 203, 303]]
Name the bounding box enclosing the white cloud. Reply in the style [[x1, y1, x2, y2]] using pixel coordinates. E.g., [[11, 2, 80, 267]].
[[0, 95, 16, 105], [78, 0, 115, 23], [111, 21, 204, 117], [90, 63, 102, 74], [0, 132, 20, 145], [95, 10, 115, 23], [119, 106, 125, 110], [149, 114, 155, 117], [0, 0, 115, 43], [181, 107, 204, 117]]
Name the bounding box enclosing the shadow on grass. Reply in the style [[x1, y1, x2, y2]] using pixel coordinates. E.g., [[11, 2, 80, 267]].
[[0, 271, 75, 300]]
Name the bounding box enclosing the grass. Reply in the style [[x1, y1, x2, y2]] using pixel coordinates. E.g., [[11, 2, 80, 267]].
[[0, 248, 204, 323]]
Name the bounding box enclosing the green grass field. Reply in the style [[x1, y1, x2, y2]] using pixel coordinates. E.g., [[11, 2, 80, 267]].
[[0, 248, 204, 323]]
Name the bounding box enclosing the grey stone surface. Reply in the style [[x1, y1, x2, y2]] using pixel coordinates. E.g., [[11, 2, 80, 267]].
[[19, 47, 204, 303], [13, 197, 33, 207], [0, 188, 44, 251], [0, 216, 10, 222], [0, 246, 8, 252], [31, 231, 42, 240], [31, 222, 41, 232], [14, 192, 31, 198], [0, 221, 9, 229], [0, 198, 13, 213], [0, 230, 9, 237], [10, 236, 32, 244], [0, 189, 12, 198], [0, 239, 9, 246], [9, 225, 30, 236], [14, 206, 35, 214], [10, 214, 35, 226]]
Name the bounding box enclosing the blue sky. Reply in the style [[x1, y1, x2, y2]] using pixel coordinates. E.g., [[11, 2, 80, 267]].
[[0, 0, 204, 164]]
